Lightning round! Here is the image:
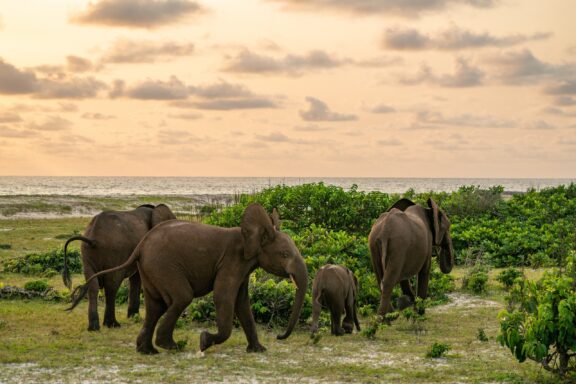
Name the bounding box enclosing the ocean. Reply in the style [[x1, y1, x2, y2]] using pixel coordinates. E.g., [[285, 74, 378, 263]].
[[0, 176, 574, 196]]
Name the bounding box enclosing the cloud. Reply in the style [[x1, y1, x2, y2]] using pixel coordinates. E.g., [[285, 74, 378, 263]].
[[255, 132, 291, 142], [264, 0, 497, 17], [0, 127, 35, 138], [188, 81, 253, 99], [293, 125, 331, 132], [168, 112, 203, 120], [66, 56, 96, 72], [383, 27, 551, 50], [190, 98, 278, 110], [553, 96, 576, 106], [82, 112, 116, 120], [370, 104, 396, 113], [28, 116, 73, 131], [72, 0, 203, 28], [36, 77, 107, 99], [400, 57, 485, 87], [300, 97, 357, 122], [157, 129, 195, 145], [525, 120, 555, 130], [126, 76, 189, 100], [543, 107, 576, 118], [377, 138, 402, 146], [102, 38, 195, 63], [416, 110, 517, 128], [0, 59, 39, 94], [486, 49, 575, 85], [0, 113, 23, 123], [223, 49, 343, 75], [545, 80, 576, 95]]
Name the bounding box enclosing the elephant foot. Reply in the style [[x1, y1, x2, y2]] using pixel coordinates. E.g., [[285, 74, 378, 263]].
[[104, 320, 121, 328], [200, 331, 213, 352], [127, 310, 139, 318], [397, 295, 413, 311], [87, 325, 100, 332], [137, 344, 159, 355], [332, 328, 345, 336], [156, 338, 178, 351], [246, 343, 266, 353]]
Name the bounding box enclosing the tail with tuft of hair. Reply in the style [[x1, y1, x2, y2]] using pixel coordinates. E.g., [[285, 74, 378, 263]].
[[62, 236, 94, 290]]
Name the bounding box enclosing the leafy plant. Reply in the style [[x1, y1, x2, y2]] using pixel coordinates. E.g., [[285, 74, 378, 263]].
[[24, 280, 50, 293], [3, 248, 81, 275], [496, 267, 524, 290], [477, 328, 489, 342], [498, 252, 576, 377], [462, 265, 490, 294], [426, 342, 451, 358], [0, 244, 11, 250]]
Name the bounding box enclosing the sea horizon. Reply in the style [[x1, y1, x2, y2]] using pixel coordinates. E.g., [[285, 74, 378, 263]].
[[0, 176, 574, 196]]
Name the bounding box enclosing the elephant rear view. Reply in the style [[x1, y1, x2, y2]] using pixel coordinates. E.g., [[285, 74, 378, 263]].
[[63, 204, 176, 331], [368, 198, 454, 319], [310, 264, 361, 336]]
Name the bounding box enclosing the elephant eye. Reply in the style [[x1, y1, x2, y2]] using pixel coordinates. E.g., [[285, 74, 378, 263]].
[[281, 251, 289, 258]]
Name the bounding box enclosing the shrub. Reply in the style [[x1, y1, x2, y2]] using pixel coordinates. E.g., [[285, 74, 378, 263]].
[[462, 266, 490, 294], [24, 280, 50, 292], [426, 342, 450, 358], [3, 248, 82, 275], [0, 244, 11, 250], [496, 267, 524, 290], [187, 296, 216, 322], [498, 252, 576, 378], [477, 328, 489, 342]]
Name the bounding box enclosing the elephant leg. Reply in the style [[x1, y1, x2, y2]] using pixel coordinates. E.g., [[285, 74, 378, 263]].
[[155, 284, 193, 350], [102, 274, 122, 328], [342, 294, 355, 334], [84, 267, 100, 331], [416, 260, 431, 315], [398, 279, 415, 310], [353, 301, 361, 332], [235, 280, 266, 353], [127, 272, 141, 318], [200, 285, 236, 352], [330, 306, 344, 336], [310, 291, 322, 335], [377, 277, 395, 319], [137, 291, 167, 355]]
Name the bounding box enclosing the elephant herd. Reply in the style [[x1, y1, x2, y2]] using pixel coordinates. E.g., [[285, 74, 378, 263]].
[[65, 198, 454, 354]]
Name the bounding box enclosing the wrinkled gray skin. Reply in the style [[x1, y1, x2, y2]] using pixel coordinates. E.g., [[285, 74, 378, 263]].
[[63, 204, 176, 331], [310, 264, 361, 336], [368, 198, 454, 319], [68, 204, 308, 355]]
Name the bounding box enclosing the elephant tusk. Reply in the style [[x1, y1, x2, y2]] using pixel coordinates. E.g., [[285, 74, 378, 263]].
[[290, 274, 297, 287]]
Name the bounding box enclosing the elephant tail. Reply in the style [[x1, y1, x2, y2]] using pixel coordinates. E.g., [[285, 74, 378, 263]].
[[62, 236, 94, 291], [66, 243, 141, 312], [369, 236, 387, 292]]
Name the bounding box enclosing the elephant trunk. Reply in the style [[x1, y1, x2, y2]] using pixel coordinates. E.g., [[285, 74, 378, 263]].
[[277, 258, 308, 340], [438, 232, 454, 274]]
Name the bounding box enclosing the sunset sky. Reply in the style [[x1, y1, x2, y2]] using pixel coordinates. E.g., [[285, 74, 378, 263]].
[[0, 0, 575, 177]]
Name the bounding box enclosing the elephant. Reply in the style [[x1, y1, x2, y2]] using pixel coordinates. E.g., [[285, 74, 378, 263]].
[[67, 203, 308, 355], [368, 198, 454, 319], [310, 264, 360, 336], [63, 204, 176, 331]]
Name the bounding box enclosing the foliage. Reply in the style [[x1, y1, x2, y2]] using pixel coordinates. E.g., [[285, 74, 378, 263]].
[[23, 280, 49, 293], [462, 265, 490, 295], [477, 328, 489, 342], [186, 296, 217, 322], [496, 267, 524, 290], [2, 248, 82, 275], [0, 244, 12, 250], [498, 252, 576, 377], [426, 342, 451, 358]]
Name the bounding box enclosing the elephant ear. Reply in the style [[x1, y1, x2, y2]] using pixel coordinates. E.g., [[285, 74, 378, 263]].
[[270, 208, 281, 230], [388, 198, 416, 212], [151, 204, 177, 227], [241, 203, 276, 260], [427, 198, 445, 246]]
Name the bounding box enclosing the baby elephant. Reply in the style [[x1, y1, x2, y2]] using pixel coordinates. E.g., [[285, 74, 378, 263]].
[[310, 264, 361, 336]]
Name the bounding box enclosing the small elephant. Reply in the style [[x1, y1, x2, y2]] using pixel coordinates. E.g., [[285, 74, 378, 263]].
[[368, 198, 454, 319], [63, 204, 176, 331], [68, 203, 308, 354], [310, 264, 361, 336]]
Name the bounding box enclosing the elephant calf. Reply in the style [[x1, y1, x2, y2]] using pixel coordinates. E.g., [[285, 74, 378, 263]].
[[63, 204, 176, 331], [310, 264, 361, 336]]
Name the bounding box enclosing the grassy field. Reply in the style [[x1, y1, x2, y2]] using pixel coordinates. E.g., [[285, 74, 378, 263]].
[[0, 197, 561, 383]]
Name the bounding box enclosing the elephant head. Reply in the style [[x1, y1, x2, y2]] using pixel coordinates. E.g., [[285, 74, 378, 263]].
[[137, 204, 177, 228], [427, 198, 454, 273], [240, 203, 308, 340]]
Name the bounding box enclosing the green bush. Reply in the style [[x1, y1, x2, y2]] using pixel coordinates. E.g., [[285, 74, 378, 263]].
[[0, 244, 11, 250], [477, 328, 489, 342], [3, 248, 82, 275], [426, 342, 451, 358], [462, 266, 490, 294], [496, 267, 524, 290], [186, 296, 217, 322], [498, 252, 576, 377], [24, 280, 50, 292]]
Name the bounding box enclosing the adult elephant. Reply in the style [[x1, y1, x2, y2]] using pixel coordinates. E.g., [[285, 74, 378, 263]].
[[68, 203, 308, 355], [368, 198, 454, 318], [63, 204, 176, 331]]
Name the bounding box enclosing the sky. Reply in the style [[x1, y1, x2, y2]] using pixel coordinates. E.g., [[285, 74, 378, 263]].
[[0, 0, 575, 178]]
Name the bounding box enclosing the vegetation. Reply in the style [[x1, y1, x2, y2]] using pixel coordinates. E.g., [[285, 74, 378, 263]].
[[426, 342, 451, 358], [496, 267, 525, 290]]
